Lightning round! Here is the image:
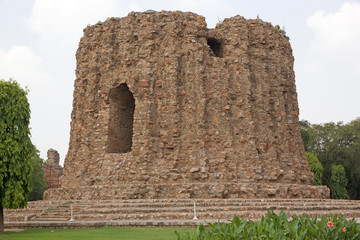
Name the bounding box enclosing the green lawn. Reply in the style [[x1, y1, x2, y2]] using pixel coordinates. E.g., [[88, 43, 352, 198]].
[[2, 227, 193, 240]]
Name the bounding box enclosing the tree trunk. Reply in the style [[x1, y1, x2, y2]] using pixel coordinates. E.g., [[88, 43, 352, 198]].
[[0, 204, 4, 234]]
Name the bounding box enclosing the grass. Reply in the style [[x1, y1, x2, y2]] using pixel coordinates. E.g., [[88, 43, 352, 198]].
[[2, 227, 193, 240]]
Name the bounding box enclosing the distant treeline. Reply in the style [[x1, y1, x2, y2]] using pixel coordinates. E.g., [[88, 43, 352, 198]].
[[300, 118, 360, 199]]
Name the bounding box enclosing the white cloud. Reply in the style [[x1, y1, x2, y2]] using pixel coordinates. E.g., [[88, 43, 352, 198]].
[[306, 2, 360, 78], [297, 2, 360, 124], [0, 45, 51, 90], [307, 2, 360, 55]]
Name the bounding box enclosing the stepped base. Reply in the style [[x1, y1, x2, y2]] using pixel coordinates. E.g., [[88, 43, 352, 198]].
[[44, 182, 329, 200], [5, 198, 360, 229]]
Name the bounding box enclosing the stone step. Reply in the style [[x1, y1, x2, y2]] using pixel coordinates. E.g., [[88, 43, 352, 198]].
[[33, 212, 71, 218], [6, 199, 360, 225], [30, 217, 71, 221], [82, 200, 360, 208], [71, 209, 360, 221], [85, 199, 360, 206], [72, 206, 360, 217], [44, 209, 70, 212], [34, 216, 71, 219], [76, 205, 360, 214], [70, 203, 360, 213]]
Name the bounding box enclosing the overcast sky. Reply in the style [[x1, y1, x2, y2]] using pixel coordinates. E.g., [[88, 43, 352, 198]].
[[1, 0, 360, 165]]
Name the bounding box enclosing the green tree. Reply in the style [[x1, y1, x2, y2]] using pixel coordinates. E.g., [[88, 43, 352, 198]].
[[306, 152, 323, 185], [299, 120, 311, 152], [331, 164, 350, 199], [0, 79, 35, 234], [28, 150, 47, 201], [339, 118, 360, 199], [300, 118, 360, 199]]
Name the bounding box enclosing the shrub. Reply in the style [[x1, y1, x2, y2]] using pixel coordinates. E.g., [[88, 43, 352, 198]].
[[331, 164, 350, 199], [306, 152, 323, 185], [175, 210, 360, 240]]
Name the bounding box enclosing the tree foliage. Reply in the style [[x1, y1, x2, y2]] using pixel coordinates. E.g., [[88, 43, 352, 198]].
[[28, 150, 47, 201], [306, 152, 323, 186], [299, 120, 311, 152], [300, 118, 360, 199], [331, 164, 350, 199], [0, 79, 35, 233]]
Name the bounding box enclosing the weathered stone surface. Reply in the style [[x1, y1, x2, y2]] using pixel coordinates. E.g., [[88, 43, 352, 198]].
[[44, 11, 329, 200], [44, 149, 63, 189]]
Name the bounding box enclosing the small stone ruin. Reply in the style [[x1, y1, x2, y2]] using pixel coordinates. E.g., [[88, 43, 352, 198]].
[[44, 149, 63, 189]]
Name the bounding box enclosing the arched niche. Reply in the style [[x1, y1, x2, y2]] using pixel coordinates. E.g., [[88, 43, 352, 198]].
[[107, 83, 135, 153]]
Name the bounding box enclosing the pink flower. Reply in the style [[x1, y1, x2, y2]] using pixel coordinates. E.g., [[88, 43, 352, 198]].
[[342, 227, 346, 232], [327, 221, 334, 228]]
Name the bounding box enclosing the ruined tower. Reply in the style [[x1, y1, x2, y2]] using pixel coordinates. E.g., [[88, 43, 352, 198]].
[[44, 11, 329, 200]]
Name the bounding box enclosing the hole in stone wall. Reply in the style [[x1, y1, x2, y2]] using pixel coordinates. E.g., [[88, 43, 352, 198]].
[[107, 83, 135, 153], [207, 38, 223, 57]]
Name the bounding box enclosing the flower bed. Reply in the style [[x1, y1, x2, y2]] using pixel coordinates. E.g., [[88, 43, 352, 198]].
[[176, 210, 360, 240]]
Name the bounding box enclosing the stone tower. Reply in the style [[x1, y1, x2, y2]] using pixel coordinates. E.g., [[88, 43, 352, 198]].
[[44, 11, 329, 200]]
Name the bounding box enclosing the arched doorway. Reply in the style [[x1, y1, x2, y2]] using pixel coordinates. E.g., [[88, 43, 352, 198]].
[[107, 83, 135, 153]]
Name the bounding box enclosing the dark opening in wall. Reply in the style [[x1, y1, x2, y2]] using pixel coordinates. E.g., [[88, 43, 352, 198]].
[[207, 38, 223, 57], [107, 83, 135, 153]]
